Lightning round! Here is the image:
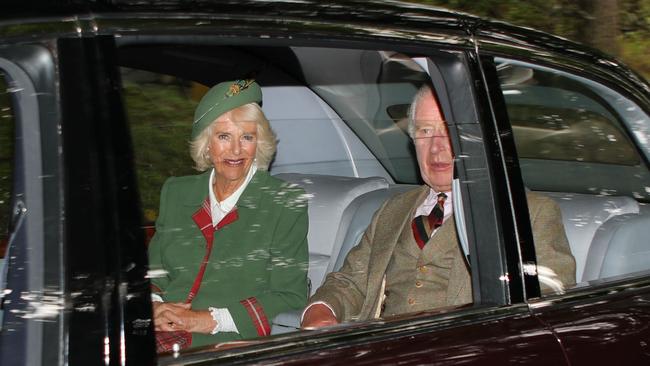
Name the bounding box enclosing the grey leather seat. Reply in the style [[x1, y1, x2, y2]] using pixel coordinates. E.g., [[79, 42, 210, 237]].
[[332, 185, 416, 272], [273, 173, 389, 294], [271, 185, 648, 334], [582, 210, 650, 282], [270, 174, 408, 334], [544, 192, 640, 282]]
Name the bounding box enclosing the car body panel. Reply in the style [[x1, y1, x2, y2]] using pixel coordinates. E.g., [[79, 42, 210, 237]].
[[530, 277, 650, 365], [162, 305, 566, 366]]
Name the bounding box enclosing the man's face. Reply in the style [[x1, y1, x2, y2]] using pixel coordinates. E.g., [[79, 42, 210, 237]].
[[413, 90, 454, 192]]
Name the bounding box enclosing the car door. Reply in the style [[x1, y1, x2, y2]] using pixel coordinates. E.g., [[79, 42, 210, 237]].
[[478, 28, 650, 365], [101, 12, 570, 365], [0, 21, 156, 364], [0, 43, 64, 366], [56, 36, 155, 365]]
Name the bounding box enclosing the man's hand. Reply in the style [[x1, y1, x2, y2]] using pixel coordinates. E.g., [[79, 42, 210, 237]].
[[301, 303, 339, 329]]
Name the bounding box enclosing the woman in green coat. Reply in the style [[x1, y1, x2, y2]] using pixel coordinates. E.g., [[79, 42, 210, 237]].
[[148, 80, 309, 350]]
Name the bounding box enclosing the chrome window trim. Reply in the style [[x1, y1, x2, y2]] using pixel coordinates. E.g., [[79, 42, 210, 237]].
[[0, 54, 45, 366]]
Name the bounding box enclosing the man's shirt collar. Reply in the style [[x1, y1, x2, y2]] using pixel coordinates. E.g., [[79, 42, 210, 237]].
[[414, 187, 453, 221]]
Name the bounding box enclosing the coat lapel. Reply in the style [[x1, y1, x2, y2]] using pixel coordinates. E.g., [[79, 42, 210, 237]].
[[442, 221, 472, 305], [360, 186, 430, 319], [183, 170, 212, 208], [359, 185, 472, 317], [186, 169, 263, 246]]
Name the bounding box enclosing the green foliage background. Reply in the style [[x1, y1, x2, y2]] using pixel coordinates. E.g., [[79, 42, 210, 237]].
[[123, 77, 197, 222], [409, 0, 650, 81]]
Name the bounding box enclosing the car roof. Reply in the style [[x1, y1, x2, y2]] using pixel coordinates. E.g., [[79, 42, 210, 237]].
[[2, 0, 648, 96]]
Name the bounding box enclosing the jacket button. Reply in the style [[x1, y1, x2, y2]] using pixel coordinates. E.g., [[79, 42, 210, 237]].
[[415, 281, 422, 288], [419, 265, 428, 273], [408, 298, 415, 305]]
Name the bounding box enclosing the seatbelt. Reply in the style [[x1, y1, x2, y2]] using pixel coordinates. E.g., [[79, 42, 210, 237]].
[[453, 177, 471, 267]]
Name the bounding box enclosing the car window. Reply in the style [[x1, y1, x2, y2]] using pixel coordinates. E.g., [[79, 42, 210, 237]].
[[121, 67, 198, 226], [119, 43, 492, 355], [497, 58, 650, 290], [292, 48, 428, 184], [0, 71, 15, 327], [500, 65, 639, 166], [120, 48, 429, 223]]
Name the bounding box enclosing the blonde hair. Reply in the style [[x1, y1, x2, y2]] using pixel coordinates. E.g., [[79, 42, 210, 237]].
[[190, 103, 277, 171]]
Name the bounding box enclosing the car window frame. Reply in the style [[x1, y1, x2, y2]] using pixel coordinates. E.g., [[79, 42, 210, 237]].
[[479, 49, 650, 300], [0, 44, 55, 366], [107, 25, 536, 361]]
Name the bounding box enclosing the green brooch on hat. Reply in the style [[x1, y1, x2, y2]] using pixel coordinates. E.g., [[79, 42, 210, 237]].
[[192, 79, 262, 140]]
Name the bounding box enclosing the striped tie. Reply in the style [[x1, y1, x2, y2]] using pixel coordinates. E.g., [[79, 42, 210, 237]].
[[412, 192, 447, 249]]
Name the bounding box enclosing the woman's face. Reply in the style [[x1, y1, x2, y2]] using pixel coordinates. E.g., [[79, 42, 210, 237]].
[[208, 108, 257, 190]]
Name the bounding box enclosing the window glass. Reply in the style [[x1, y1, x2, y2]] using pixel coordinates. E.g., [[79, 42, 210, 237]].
[[497, 58, 650, 290], [499, 61, 639, 166], [121, 67, 198, 225], [121, 49, 429, 222], [120, 44, 480, 355], [292, 48, 428, 183]]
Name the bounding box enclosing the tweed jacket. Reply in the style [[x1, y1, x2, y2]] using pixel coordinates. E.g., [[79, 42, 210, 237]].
[[310, 185, 576, 322], [148, 170, 309, 347]]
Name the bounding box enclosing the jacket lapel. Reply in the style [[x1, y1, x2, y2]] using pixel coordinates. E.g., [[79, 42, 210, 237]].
[[187, 169, 261, 245], [360, 186, 430, 319], [183, 170, 212, 208], [442, 221, 472, 305], [359, 185, 472, 317]]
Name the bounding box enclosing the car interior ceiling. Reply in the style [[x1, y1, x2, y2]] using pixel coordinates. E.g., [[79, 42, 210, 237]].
[[117, 44, 307, 87]]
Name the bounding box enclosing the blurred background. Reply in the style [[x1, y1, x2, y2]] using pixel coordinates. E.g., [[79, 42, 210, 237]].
[[407, 0, 650, 81]]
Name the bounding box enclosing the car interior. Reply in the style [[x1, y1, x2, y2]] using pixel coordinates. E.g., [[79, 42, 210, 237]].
[[1, 40, 649, 340], [115, 41, 650, 335]]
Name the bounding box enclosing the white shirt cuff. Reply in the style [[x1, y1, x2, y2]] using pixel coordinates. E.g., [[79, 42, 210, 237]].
[[208, 307, 239, 334], [300, 301, 337, 323], [151, 293, 163, 302]]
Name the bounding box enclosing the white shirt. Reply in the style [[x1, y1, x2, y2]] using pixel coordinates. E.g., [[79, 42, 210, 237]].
[[209, 161, 258, 226], [414, 188, 453, 224]]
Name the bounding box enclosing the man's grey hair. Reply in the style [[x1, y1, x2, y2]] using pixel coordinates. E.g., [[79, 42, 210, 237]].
[[407, 84, 434, 139], [190, 102, 277, 171]]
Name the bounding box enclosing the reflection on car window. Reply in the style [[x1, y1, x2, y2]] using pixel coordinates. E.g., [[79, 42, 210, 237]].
[[498, 62, 640, 166], [121, 68, 198, 224], [294, 49, 427, 184], [498, 58, 650, 291], [0, 71, 15, 328], [119, 45, 481, 354], [0, 73, 13, 259]]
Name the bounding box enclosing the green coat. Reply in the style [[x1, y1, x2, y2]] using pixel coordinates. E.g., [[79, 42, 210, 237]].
[[148, 170, 309, 347], [310, 186, 576, 321]]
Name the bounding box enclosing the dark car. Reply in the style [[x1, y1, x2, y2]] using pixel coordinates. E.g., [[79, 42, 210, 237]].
[[1, 1, 649, 365]]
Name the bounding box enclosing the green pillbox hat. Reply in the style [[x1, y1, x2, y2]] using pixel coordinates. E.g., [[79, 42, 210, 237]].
[[192, 79, 262, 140]]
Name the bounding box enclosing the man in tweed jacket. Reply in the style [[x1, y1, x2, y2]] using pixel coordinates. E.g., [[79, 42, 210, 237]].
[[301, 85, 576, 327]]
